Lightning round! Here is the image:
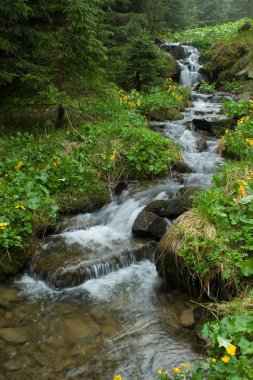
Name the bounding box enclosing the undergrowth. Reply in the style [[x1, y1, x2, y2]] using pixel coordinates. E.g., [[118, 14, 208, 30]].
[[0, 84, 184, 278]]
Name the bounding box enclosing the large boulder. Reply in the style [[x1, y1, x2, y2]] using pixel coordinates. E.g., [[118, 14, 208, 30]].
[[132, 211, 167, 240], [161, 42, 188, 60], [192, 115, 234, 136], [144, 189, 196, 218]]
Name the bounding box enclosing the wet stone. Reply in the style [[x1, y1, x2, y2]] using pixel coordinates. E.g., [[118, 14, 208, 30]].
[[63, 318, 101, 342], [179, 308, 195, 328], [132, 211, 167, 240], [0, 327, 28, 344]]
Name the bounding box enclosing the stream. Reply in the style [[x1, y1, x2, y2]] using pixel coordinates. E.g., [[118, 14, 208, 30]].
[[0, 44, 229, 380]]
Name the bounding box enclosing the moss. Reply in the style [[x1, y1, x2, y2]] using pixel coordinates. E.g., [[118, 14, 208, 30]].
[[210, 28, 253, 82], [57, 185, 110, 215], [142, 106, 183, 121]]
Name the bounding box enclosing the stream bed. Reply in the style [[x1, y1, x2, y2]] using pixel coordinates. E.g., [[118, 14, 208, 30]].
[[0, 44, 232, 380]]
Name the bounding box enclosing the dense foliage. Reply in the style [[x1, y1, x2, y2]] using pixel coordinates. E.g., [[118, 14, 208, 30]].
[[0, 90, 183, 276]]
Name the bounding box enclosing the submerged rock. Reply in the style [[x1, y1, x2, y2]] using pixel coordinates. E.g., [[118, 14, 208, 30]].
[[179, 308, 195, 328], [0, 327, 28, 344], [132, 211, 167, 240]]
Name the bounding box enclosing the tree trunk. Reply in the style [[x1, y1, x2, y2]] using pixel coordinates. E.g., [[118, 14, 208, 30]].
[[56, 105, 65, 129]]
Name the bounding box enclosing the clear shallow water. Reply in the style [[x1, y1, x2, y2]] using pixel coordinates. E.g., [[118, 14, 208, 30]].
[[0, 44, 227, 380], [0, 263, 197, 380]]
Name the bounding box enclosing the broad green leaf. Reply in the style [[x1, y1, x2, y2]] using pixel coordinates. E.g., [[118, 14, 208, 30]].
[[240, 259, 253, 277], [217, 335, 231, 348], [238, 336, 253, 355]]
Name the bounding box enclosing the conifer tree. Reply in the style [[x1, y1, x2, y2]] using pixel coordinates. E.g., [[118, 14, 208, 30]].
[[1, 0, 108, 128]]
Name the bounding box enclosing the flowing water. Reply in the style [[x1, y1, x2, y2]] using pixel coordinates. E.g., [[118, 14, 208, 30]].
[[0, 45, 227, 380]]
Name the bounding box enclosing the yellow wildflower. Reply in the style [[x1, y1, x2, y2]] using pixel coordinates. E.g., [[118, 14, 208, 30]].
[[15, 160, 23, 170], [15, 205, 26, 211], [180, 363, 191, 369], [0, 222, 9, 230], [225, 130, 229, 134], [128, 101, 134, 109], [164, 371, 168, 376], [110, 150, 116, 161], [226, 345, 236, 356], [53, 155, 60, 167], [173, 368, 181, 374], [157, 370, 163, 375], [238, 185, 247, 197], [221, 355, 230, 364], [113, 375, 121, 380], [237, 179, 247, 186], [211, 358, 217, 363], [246, 138, 253, 147], [136, 99, 141, 107]]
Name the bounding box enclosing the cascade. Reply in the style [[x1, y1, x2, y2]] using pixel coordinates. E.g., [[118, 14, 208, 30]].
[[0, 44, 231, 380]]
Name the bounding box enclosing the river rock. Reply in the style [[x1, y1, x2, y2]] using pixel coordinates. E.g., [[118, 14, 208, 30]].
[[196, 136, 208, 152], [114, 181, 127, 196], [179, 308, 195, 328], [132, 211, 167, 240], [192, 115, 234, 136], [0, 327, 28, 344], [63, 318, 100, 342], [30, 239, 157, 290], [162, 42, 188, 60], [144, 189, 195, 218], [172, 161, 193, 173]]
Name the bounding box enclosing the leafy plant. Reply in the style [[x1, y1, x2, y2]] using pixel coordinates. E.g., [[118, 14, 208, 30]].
[[191, 315, 253, 379], [199, 81, 215, 94]]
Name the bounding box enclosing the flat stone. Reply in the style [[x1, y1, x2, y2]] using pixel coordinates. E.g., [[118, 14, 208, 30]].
[[63, 318, 100, 342], [179, 308, 195, 328], [0, 327, 28, 344]]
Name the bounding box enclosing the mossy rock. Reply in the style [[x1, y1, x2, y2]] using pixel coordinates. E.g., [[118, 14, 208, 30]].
[[57, 186, 109, 215], [142, 106, 183, 121], [211, 43, 249, 81], [155, 209, 237, 300]]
